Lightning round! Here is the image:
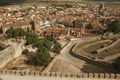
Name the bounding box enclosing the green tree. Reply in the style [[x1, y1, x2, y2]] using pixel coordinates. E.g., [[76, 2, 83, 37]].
[[35, 38, 53, 66], [26, 33, 38, 45], [6, 28, 14, 38], [108, 20, 120, 34], [15, 28, 26, 36], [45, 34, 54, 42], [6, 28, 26, 38], [14, 28, 26, 37], [65, 4, 72, 8], [36, 50, 51, 66], [12, 29, 18, 38], [44, 38, 52, 50], [112, 57, 120, 73], [53, 41, 62, 53], [36, 38, 52, 51]]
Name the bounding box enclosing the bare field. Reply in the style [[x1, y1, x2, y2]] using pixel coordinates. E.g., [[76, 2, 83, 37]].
[[2, 54, 44, 71], [105, 2, 120, 10], [49, 59, 80, 73]]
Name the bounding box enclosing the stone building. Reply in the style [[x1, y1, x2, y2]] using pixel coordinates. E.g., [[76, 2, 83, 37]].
[[72, 18, 88, 37], [41, 28, 62, 39], [99, 3, 105, 15], [1, 20, 41, 34], [33, 20, 41, 33]]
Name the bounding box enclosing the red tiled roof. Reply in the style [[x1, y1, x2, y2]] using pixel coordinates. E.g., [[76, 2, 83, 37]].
[[46, 28, 61, 33]]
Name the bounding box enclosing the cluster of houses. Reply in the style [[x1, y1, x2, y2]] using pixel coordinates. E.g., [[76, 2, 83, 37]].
[[0, 2, 119, 38]]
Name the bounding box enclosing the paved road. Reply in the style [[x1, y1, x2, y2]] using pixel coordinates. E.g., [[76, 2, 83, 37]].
[[60, 38, 110, 73]]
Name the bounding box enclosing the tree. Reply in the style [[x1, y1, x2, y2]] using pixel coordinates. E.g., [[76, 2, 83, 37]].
[[12, 29, 18, 38], [6, 28, 26, 38], [6, 28, 14, 38], [15, 28, 26, 37], [26, 33, 38, 45], [45, 34, 54, 42], [36, 38, 52, 66], [36, 38, 52, 51], [36, 49, 51, 66], [112, 57, 120, 73], [44, 38, 52, 50], [108, 20, 120, 34], [53, 41, 62, 53], [17, 28, 26, 36], [65, 4, 72, 8]]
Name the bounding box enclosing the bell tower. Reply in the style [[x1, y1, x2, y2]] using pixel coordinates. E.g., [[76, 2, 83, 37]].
[[34, 20, 41, 32]]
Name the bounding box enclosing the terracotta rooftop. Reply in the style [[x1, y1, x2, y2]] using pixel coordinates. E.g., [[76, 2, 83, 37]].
[[46, 28, 61, 33]]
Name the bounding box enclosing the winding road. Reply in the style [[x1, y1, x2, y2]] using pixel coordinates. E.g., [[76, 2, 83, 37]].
[[43, 37, 111, 73], [60, 37, 111, 73]]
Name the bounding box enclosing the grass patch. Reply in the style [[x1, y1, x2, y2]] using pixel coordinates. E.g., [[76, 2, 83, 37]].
[[76, 39, 101, 49]]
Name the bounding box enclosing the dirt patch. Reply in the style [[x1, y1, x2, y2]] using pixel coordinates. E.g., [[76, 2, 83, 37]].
[[49, 59, 80, 73], [2, 54, 44, 71]]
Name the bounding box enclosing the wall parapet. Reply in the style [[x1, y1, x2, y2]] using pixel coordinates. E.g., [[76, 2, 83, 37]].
[[0, 70, 120, 79]]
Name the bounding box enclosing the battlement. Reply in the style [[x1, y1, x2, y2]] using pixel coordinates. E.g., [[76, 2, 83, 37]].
[[0, 70, 120, 79]]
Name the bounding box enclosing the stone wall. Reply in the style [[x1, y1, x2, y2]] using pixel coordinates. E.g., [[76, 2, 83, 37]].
[[0, 70, 119, 80]]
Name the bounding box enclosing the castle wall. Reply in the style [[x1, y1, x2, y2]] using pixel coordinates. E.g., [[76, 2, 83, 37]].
[[0, 70, 119, 80]]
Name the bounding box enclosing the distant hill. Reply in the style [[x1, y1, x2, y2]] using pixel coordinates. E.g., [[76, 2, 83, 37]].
[[0, 0, 25, 6], [0, 0, 120, 6], [0, 0, 120, 3]]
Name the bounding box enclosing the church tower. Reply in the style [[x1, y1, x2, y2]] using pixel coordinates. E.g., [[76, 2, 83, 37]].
[[34, 20, 41, 33], [99, 2, 104, 10], [99, 2, 104, 15]]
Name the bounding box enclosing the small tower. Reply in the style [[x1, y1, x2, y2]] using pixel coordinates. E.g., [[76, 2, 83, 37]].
[[34, 20, 41, 32], [99, 2, 104, 10]]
